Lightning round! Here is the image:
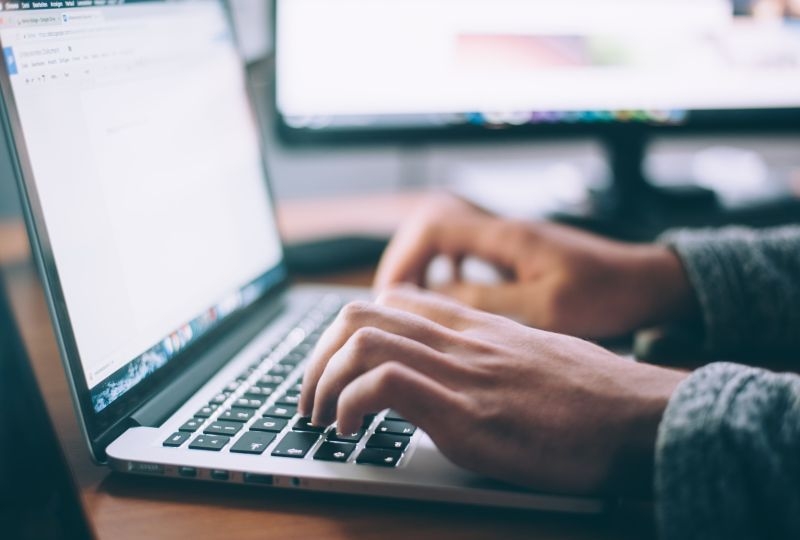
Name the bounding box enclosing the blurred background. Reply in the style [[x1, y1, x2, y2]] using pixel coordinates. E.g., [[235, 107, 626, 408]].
[[2, 0, 800, 240]]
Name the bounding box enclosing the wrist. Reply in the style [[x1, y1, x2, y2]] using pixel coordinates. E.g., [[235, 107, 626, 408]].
[[608, 365, 688, 497], [606, 364, 689, 498], [631, 245, 699, 327]]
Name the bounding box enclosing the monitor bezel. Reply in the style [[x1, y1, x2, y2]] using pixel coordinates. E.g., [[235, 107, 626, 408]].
[[0, 0, 291, 462], [271, 0, 800, 146]]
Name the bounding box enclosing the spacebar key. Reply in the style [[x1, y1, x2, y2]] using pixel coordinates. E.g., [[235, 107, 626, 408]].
[[271, 432, 319, 458]]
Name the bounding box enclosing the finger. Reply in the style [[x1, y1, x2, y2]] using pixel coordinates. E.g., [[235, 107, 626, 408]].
[[335, 361, 465, 436], [373, 208, 519, 291], [299, 300, 458, 416], [375, 285, 482, 331], [433, 283, 531, 320], [310, 327, 459, 426]]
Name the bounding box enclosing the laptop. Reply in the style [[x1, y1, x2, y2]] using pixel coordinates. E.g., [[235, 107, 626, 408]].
[[0, 278, 94, 540], [0, 0, 601, 513]]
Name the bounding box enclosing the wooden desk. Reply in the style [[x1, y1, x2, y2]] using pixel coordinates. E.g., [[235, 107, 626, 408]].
[[0, 195, 655, 540]]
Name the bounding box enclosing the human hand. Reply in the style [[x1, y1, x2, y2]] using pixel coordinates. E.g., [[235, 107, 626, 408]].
[[300, 286, 687, 495], [375, 194, 697, 339]]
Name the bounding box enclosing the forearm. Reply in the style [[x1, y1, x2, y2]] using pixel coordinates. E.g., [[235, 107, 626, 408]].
[[655, 362, 800, 540], [660, 226, 800, 356]]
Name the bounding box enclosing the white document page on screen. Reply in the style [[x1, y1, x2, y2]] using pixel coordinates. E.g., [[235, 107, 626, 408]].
[[3, 5, 282, 387], [277, 0, 800, 116]]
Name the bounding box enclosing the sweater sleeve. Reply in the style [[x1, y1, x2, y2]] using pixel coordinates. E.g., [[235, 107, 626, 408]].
[[659, 226, 800, 356], [655, 362, 800, 540]]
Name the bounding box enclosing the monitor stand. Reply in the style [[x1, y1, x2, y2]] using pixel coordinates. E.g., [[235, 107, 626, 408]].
[[555, 128, 719, 240]]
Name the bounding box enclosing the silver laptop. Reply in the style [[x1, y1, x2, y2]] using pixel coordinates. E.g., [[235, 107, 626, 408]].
[[0, 0, 601, 513]]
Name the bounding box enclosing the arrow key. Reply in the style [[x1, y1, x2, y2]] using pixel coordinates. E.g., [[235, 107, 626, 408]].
[[314, 441, 356, 463], [356, 448, 403, 468]]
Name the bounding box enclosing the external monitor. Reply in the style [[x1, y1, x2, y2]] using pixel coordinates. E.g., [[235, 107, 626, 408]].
[[274, 0, 800, 215]]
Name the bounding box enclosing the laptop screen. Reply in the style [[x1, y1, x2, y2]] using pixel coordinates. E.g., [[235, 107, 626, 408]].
[[0, 0, 284, 413]]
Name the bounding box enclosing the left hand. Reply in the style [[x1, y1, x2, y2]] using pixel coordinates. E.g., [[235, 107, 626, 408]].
[[300, 286, 687, 495]]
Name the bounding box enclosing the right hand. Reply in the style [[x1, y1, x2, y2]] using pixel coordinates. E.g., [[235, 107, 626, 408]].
[[374, 194, 697, 339], [300, 286, 687, 495]]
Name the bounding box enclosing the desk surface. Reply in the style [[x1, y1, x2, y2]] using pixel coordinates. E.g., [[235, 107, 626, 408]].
[[0, 193, 654, 540]]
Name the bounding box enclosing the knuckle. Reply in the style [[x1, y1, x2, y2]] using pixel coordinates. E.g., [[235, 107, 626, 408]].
[[373, 362, 405, 394], [339, 300, 372, 326], [348, 326, 382, 355]]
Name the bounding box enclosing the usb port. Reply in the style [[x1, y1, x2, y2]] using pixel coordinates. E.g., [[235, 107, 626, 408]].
[[210, 469, 229, 481], [243, 473, 273, 485], [178, 466, 197, 478]]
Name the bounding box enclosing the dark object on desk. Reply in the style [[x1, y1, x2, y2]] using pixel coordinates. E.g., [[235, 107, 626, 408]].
[[284, 235, 389, 275], [0, 279, 94, 540], [634, 325, 708, 367]]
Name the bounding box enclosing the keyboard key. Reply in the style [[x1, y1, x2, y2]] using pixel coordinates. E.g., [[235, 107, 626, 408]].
[[189, 434, 229, 451], [237, 366, 257, 379], [210, 392, 230, 405], [219, 407, 254, 423], [251, 417, 288, 433], [163, 432, 191, 447], [281, 352, 305, 365], [230, 432, 276, 455], [263, 405, 296, 419], [356, 448, 402, 467], [314, 442, 356, 462], [385, 409, 406, 421], [276, 392, 301, 406], [204, 420, 243, 437], [268, 363, 295, 376], [366, 434, 410, 452], [224, 381, 241, 393], [292, 417, 327, 433], [271, 432, 319, 458], [179, 418, 203, 432], [295, 342, 314, 354], [243, 385, 277, 398], [234, 397, 265, 409], [375, 420, 416, 436], [327, 428, 365, 443], [259, 374, 285, 385], [195, 404, 219, 418]]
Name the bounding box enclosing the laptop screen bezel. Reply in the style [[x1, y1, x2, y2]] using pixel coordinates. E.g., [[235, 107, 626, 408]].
[[0, 0, 292, 461]]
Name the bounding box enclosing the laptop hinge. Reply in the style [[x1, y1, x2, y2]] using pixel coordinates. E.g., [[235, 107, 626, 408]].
[[129, 295, 287, 428]]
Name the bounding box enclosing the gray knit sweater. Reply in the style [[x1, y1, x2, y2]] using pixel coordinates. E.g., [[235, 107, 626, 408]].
[[656, 226, 800, 539]]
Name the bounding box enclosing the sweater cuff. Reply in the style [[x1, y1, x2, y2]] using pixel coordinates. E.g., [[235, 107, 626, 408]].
[[658, 228, 754, 354], [655, 362, 800, 540]]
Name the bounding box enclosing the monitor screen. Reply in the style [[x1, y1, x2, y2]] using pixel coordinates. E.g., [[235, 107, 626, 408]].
[[0, 0, 284, 414], [275, 0, 800, 134]]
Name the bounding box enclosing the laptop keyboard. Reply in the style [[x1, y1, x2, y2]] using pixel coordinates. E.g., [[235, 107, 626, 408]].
[[162, 295, 418, 468]]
